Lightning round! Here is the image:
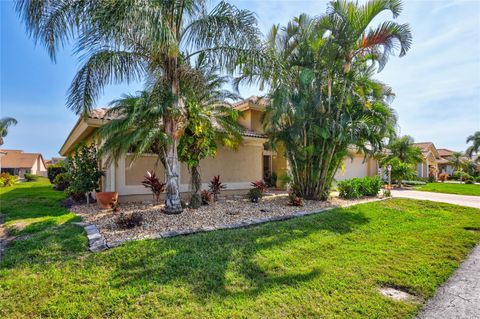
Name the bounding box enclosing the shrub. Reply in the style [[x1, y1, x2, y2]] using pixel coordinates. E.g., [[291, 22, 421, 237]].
[[358, 176, 382, 196], [475, 176, 480, 183], [24, 173, 39, 182], [247, 188, 262, 203], [251, 180, 268, 194], [53, 173, 69, 191], [115, 212, 143, 229], [338, 176, 382, 199], [65, 144, 104, 203], [201, 190, 211, 205], [337, 178, 362, 199], [428, 175, 436, 183], [266, 172, 277, 188], [208, 175, 226, 201], [47, 160, 66, 183], [0, 173, 18, 187], [402, 180, 426, 186], [452, 171, 473, 182], [465, 179, 474, 184], [438, 172, 449, 182], [278, 173, 292, 188], [141, 171, 166, 204], [288, 192, 304, 206], [382, 189, 392, 197]]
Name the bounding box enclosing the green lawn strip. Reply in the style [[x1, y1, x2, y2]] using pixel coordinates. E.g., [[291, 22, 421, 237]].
[[0, 180, 479, 318], [414, 182, 480, 196]]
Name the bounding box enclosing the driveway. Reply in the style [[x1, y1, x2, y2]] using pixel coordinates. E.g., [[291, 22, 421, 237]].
[[391, 190, 480, 209], [390, 189, 480, 319], [415, 244, 480, 319]]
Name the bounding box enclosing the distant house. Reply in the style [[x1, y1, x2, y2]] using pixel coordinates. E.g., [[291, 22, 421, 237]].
[[413, 142, 441, 179], [0, 149, 47, 177], [436, 149, 455, 175], [45, 157, 65, 166]]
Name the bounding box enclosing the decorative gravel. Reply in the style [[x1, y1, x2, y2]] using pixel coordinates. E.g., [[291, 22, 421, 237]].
[[70, 194, 381, 248]]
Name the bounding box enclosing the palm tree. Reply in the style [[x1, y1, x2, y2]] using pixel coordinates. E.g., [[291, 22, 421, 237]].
[[0, 117, 18, 146], [16, 0, 262, 213], [179, 59, 243, 207], [384, 135, 423, 164], [466, 131, 480, 158], [449, 151, 464, 172], [240, 0, 411, 199]]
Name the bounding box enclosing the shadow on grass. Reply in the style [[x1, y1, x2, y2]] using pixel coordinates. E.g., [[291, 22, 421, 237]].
[[105, 208, 369, 300]]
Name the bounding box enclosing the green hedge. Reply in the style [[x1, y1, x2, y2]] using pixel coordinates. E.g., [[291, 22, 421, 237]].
[[337, 176, 382, 199]]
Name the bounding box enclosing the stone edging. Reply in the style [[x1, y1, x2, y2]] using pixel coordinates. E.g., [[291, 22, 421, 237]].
[[77, 197, 390, 252]]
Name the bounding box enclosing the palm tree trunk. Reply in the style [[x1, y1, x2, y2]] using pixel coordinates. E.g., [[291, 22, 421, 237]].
[[189, 164, 202, 209], [163, 64, 183, 214]]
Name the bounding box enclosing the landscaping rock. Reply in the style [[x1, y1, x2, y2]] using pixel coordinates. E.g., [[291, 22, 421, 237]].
[[70, 194, 382, 250]]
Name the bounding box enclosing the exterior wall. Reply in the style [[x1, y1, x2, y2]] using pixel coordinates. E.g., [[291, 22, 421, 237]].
[[180, 142, 263, 185], [237, 110, 252, 130], [105, 139, 266, 200], [334, 154, 377, 181], [250, 110, 264, 133], [271, 143, 288, 188], [33, 156, 47, 176]]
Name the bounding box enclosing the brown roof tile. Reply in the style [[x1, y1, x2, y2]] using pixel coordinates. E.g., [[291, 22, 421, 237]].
[[0, 150, 44, 169], [437, 148, 454, 157]]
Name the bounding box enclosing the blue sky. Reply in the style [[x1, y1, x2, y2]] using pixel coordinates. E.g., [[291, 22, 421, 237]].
[[1, 0, 479, 159]]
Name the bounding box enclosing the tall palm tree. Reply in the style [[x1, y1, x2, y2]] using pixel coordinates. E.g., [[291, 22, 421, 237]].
[[385, 135, 423, 164], [466, 131, 480, 158], [0, 117, 18, 146], [16, 0, 262, 213]]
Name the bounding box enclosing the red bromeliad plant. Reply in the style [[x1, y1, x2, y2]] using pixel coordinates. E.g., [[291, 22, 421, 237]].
[[141, 171, 166, 204], [251, 180, 268, 194], [208, 175, 226, 202]]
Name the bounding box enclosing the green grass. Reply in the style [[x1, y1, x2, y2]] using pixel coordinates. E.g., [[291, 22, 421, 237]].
[[414, 182, 480, 196], [1, 179, 480, 318]]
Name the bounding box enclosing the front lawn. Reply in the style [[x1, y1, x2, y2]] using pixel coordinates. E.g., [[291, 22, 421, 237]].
[[1, 179, 480, 318], [414, 182, 480, 196]]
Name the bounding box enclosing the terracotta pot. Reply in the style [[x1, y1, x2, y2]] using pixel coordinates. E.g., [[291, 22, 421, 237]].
[[96, 192, 118, 209]]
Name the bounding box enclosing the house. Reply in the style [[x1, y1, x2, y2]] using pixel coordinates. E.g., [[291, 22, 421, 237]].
[[60, 96, 379, 202], [413, 142, 441, 179], [437, 148, 455, 175], [45, 157, 65, 166], [0, 149, 47, 177]]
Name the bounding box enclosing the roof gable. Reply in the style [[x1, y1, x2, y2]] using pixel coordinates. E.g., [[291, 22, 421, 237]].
[[0, 150, 45, 169]]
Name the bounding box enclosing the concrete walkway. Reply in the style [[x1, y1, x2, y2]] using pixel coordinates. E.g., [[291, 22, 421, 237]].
[[416, 244, 480, 319], [390, 190, 480, 318], [391, 190, 480, 209]]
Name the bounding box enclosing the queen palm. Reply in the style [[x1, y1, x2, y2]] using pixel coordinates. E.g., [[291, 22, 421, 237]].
[[384, 135, 423, 164], [16, 0, 262, 213], [0, 117, 18, 146], [449, 151, 465, 173], [466, 131, 480, 158]]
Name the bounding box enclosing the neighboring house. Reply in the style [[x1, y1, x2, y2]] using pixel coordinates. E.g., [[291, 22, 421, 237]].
[[437, 148, 455, 175], [413, 142, 441, 179], [60, 96, 379, 201], [45, 157, 65, 166], [0, 149, 47, 177]]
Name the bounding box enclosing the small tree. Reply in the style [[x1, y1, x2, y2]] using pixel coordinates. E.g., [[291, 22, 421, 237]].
[[66, 144, 104, 204], [383, 157, 416, 187]]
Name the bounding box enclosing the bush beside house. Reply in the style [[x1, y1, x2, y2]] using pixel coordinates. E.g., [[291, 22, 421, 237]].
[[338, 176, 382, 199]]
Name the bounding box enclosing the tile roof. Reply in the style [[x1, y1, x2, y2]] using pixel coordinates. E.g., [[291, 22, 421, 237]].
[[233, 96, 270, 108], [413, 142, 433, 152], [0, 150, 44, 169], [437, 148, 454, 157], [86, 107, 267, 139]]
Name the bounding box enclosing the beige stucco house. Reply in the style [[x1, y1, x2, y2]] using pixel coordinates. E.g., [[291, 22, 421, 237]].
[[0, 149, 47, 178], [60, 96, 379, 201]]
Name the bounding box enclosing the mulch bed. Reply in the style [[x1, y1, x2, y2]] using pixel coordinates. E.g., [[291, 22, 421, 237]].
[[70, 194, 381, 246]]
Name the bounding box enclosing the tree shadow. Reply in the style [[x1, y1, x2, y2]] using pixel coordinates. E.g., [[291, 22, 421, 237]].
[[106, 208, 369, 301]]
